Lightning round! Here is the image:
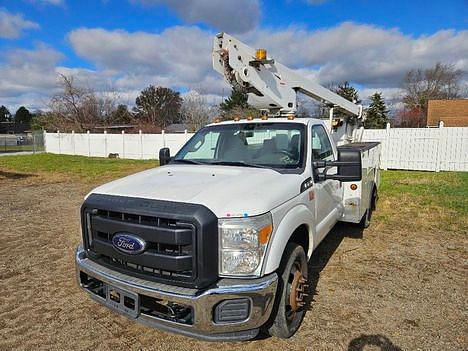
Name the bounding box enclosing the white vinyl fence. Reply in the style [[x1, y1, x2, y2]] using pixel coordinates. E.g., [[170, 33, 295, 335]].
[[44, 124, 468, 171], [45, 130, 194, 160], [358, 123, 467, 172]]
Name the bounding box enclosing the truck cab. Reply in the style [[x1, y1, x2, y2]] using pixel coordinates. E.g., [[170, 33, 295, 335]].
[[76, 117, 380, 340]]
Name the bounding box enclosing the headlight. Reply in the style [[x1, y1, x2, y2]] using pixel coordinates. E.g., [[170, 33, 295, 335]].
[[218, 212, 273, 276]]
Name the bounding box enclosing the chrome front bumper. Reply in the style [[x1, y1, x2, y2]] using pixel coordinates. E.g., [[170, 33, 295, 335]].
[[75, 246, 278, 341]]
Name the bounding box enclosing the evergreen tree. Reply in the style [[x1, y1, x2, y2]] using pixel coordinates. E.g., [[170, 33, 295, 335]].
[[334, 81, 361, 104], [364, 92, 389, 129], [333, 81, 361, 119], [134, 85, 182, 129], [220, 87, 248, 112], [0, 105, 11, 122], [109, 104, 133, 125], [14, 106, 32, 126]]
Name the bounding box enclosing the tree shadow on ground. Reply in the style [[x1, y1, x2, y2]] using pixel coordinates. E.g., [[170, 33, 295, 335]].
[[0, 170, 35, 179], [348, 334, 402, 351]]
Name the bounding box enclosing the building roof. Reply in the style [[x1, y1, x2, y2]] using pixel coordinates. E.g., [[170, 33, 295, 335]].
[[427, 99, 468, 127], [165, 123, 189, 133]]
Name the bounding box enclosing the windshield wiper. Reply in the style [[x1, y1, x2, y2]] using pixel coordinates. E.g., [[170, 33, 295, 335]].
[[209, 161, 269, 169], [172, 159, 205, 165]]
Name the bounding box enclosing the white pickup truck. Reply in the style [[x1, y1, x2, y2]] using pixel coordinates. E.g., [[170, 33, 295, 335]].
[[75, 33, 381, 341]]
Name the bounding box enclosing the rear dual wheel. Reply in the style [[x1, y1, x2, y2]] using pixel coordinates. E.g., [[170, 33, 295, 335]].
[[268, 243, 308, 338], [360, 186, 378, 228]]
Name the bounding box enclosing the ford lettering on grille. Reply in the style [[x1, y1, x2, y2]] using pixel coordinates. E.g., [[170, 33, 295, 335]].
[[112, 233, 146, 255]]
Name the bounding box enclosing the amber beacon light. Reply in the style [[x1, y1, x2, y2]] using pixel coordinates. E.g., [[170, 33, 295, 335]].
[[256, 48, 267, 60]]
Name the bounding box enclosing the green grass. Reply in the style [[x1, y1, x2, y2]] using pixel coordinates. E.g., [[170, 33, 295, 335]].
[[0, 144, 44, 152], [0, 153, 156, 182], [380, 170, 468, 215]]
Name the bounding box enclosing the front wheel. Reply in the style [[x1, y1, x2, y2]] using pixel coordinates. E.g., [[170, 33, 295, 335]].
[[267, 243, 308, 338]]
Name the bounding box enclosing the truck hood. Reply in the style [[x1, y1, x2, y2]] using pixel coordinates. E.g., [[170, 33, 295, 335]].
[[89, 165, 302, 218]]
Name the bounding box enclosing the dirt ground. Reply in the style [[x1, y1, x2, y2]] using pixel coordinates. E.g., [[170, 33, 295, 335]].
[[0, 171, 466, 351]]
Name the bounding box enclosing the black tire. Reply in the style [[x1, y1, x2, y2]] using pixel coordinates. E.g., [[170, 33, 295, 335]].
[[360, 186, 377, 228], [360, 208, 372, 228], [267, 243, 308, 338]]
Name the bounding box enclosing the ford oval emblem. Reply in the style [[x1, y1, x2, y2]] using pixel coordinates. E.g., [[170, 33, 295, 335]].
[[112, 233, 146, 255]]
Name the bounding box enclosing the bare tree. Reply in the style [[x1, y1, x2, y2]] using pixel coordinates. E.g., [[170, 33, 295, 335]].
[[181, 91, 216, 131], [394, 107, 426, 128], [97, 86, 120, 123], [402, 62, 463, 112], [296, 92, 327, 119], [49, 74, 119, 131]]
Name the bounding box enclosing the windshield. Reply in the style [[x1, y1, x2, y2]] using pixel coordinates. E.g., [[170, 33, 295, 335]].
[[174, 122, 305, 169]]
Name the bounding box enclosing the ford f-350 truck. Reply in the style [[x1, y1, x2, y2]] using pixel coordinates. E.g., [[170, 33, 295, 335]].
[[75, 33, 381, 341]]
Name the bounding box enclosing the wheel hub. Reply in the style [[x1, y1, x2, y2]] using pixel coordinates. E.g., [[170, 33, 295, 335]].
[[289, 263, 308, 312]]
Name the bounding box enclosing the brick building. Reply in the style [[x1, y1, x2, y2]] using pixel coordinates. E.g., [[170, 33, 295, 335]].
[[427, 99, 468, 127]]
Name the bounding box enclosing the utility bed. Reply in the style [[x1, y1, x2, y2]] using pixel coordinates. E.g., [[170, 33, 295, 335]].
[[338, 142, 381, 224]]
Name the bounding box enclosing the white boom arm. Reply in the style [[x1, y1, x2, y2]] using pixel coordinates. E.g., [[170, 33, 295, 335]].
[[213, 32, 364, 143]]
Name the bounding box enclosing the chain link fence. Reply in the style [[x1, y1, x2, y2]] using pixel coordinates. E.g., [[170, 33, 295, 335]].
[[0, 131, 45, 154]]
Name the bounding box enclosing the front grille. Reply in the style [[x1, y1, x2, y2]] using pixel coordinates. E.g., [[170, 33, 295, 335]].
[[89, 209, 195, 281], [81, 194, 218, 288]]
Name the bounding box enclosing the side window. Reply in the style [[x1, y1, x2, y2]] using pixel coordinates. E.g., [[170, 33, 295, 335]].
[[311, 125, 333, 161]]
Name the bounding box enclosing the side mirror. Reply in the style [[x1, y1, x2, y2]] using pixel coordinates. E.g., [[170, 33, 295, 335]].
[[313, 149, 362, 182], [159, 147, 171, 166]]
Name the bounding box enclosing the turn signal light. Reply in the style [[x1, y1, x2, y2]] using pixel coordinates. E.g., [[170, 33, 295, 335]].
[[350, 184, 358, 190], [259, 224, 273, 245]]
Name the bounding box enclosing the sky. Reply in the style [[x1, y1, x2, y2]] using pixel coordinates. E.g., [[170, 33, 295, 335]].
[[0, 0, 467, 112]]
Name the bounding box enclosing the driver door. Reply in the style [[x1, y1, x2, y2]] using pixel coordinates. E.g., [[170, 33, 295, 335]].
[[310, 125, 342, 241]]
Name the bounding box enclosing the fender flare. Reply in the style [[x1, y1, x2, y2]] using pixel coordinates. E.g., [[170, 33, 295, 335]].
[[262, 204, 315, 275]]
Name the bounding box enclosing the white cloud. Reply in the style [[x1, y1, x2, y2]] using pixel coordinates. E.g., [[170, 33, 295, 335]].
[[3, 22, 468, 111], [133, 0, 260, 33], [243, 23, 468, 87], [68, 26, 229, 95], [0, 44, 63, 110], [0, 8, 39, 39], [67, 23, 465, 107]]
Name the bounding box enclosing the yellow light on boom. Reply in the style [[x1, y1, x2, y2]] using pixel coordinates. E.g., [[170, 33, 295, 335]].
[[256, 49, 267, 61]]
